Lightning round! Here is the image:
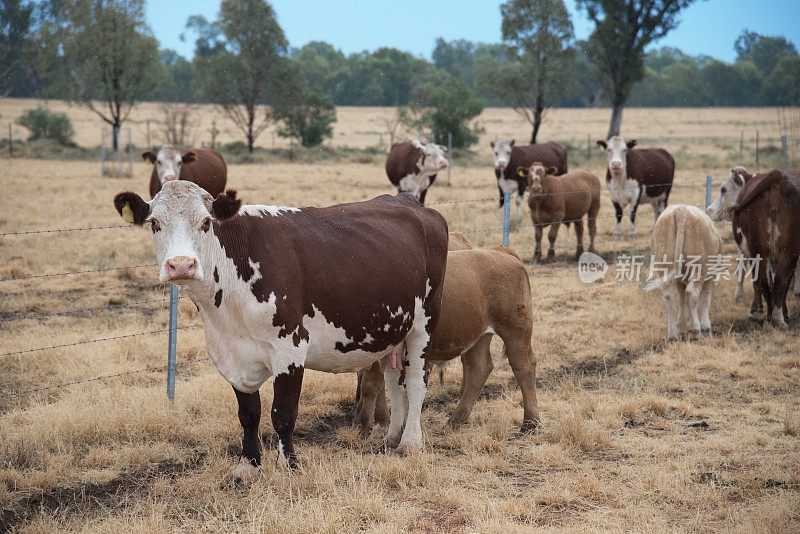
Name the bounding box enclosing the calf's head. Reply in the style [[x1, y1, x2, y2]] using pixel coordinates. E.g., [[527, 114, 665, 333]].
[[517, 162, 553, 194], [706, 166, 750, 221], [113, 181, 241, 283], [597, 136, 636, 177], [490, 139, 514, 172], [413, 139, 448, 173], [142, 146, 197, 186]]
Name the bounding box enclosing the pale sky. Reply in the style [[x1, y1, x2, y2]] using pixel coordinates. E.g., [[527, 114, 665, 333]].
[[147, 0, 800, 62]]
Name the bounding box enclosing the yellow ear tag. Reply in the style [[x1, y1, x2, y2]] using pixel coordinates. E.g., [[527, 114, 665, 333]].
[[121, 202, 135, 223]]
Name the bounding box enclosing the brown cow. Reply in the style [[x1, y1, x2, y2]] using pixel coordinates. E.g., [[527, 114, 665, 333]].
[[113, 184, 448, 484], [491, 140, 568, 212], [143, 145, 227, 199], [596, 136, 674, 236], [517, 162, 601, 263], [732, 169, 800, 326], [353, 244, 541, 436], [385, 139, 448, 205]]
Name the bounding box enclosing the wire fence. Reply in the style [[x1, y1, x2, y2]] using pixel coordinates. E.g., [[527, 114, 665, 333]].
[[0, 174, 729, 401]]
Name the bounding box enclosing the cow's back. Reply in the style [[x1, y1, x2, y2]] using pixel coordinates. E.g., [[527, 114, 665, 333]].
[[652, 205, 721, 273], [626, 148, 674, 197], [386, 142, 422, 185], [505, 142, 567, 181], [149, 148, 227, 198]]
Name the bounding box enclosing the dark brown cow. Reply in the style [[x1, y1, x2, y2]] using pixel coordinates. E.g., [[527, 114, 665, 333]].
[[113, 183, 448, 484], [491, 140, 568, 209], [385, 139, 448, 205], [143, 145, 227, 198], [517, 162, 601, 262], [353, 244, 541, 436], [732, 169, 800, 326], [596, 136, 674, 236]]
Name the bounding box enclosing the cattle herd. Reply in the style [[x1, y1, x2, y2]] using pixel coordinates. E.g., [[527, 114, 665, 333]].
[[114, 138, 799, 485]]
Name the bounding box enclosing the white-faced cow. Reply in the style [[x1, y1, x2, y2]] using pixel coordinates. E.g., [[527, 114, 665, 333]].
[[491, 139, 568, 217], [143, 145, 227, 199], [113, 182, 448, 484], [596, 136, 674, 236], [385, 140, 448, 205], [644, 205, 723, 340]]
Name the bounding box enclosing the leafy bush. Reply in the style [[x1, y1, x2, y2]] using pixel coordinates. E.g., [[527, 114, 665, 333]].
[[16, 106, 75, 146], [273, 89, 337, 148]]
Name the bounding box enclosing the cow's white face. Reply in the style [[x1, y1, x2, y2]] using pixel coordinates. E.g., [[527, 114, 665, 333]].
[[491, 140, 514, 171], [600, 136, 636, 177], [143, 146, 196, 186], [116, 181, 214, 283], [706, 167, 748, 221], [412, 139, 448, 174]]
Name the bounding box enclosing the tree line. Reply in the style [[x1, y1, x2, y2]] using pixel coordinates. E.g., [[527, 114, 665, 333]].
[[1, 0, 797, 151]]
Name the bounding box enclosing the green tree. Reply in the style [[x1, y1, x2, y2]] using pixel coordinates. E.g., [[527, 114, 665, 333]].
[[40, 0, 160, 151], [146, 49, 195, 102], [735, 30, 797, 76], [578, 0, 697, 137], [0, 0, 33, 97], [500, 0, 575, 143], [403, 77, 484, 149], [192, 0, 291, 153], [760, 54, 800, 105], [273, 85, 336, 148]]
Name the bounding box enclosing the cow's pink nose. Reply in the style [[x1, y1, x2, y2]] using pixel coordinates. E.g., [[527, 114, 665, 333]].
[[165, 257, 197, 280], [439, 160, 449, 168], [611, 162, 622, 169], [163, 174, 177, 182]]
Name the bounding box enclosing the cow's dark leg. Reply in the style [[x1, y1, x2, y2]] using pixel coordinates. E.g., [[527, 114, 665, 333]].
[[629, 187, 643, 235], [448, 334, 493, 427], [498, 185, 505, 207], [573, 219, 585, 260], [612, 201, 623, 237], [232, 387, 261, 485], [533, 223, 543, 263], [272, 363, 304, 469], [352, 362, 386, 436], [546, 223, 560, 262], [771, 255, 797, 327], [418, 185, 429, 206]]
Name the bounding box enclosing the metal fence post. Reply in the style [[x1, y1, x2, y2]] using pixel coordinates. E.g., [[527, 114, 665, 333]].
[[781, 135, 788, 170], [502, 191, 511, 246], [166, 283, 179, 401], [447, 131, 452, 186], [705, 176, 712, 208]]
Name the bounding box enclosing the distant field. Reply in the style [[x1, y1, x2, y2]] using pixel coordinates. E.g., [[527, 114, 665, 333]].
[[0, 98, 786, 164]]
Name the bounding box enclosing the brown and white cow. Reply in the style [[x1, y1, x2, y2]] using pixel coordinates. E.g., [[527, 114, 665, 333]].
[[113, 182, 448, 483], [731, 170, 800, 326], [707, 166, 800, 302], [353, 244, 541, 436], [491, 139, 568, 216], [517, 162, 601, 263], [596, 136, 674, 236], [644, 205, 723, 340], [385, 140, 448, 205], [143, 145, 227, 199]]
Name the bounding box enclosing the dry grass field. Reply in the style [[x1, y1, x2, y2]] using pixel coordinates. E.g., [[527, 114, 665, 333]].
[[1, 103, 798, 532]]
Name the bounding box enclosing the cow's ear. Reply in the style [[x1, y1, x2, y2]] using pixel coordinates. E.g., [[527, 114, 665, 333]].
[[181, 151, 197, 164], [596, 140, 607, 149], [626, 139, 638, 148], [411, 139, 425, 149], [142, 151, 157, 164], [114, 191, 150, 225], [490, 140, 495, 148], [516, 167, 530, 178], [509, 139, 515, 147], [211, 189, 242, 221], [547, 166, 557, 175]]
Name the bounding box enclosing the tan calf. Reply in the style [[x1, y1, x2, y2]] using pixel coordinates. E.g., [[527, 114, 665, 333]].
[[517, 163, 601, 262], [644, 204, 723, 340], [353, 245, 540, 436]]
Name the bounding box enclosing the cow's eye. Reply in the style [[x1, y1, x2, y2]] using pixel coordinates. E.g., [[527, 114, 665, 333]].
[[150, 219, 161, 233], [157, 160, 162, 165], [177, 161, 182, 166], [200, 217, 211, 232], [721, 187, 727, 194]]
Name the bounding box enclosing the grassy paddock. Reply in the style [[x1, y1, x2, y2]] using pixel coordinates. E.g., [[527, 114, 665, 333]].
[[0, 104, 798, 532]]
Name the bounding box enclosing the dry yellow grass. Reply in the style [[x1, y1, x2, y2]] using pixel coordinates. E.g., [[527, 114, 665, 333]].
[[1, 105, 798, 532]]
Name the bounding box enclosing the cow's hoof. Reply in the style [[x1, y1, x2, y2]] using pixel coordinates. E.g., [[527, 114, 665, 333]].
[[395, 441, 422, 456], [533, 253, 542, 264], [232, 459, 261, 488], [748, 311, 766, 322], [447, 414, 468, 428], [368, 424, 387, 441], [574, 249, 584, 261], [686, 329, 700, 340], [588, 246, 597, 254], [700, 327, 712, 336], [666, 333, 679, 342], [385, 434, 402, 449], [519, 418, 542, 434]]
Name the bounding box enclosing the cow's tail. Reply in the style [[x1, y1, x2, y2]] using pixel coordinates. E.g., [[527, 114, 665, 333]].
[[644, 207, 686, 292]]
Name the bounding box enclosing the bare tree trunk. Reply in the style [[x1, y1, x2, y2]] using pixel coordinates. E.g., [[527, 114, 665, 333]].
[[530, 92, 544, 144], [607, 96, 624, 138], [112, 121, 120, 152]]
